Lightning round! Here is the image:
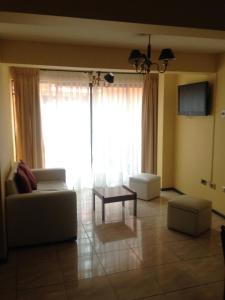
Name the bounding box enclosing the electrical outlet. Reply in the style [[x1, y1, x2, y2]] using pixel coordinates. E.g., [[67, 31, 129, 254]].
[[201, 179, 208, 185], [222, 186, 225, 192], [221, 110, 225, 118], [210, 183, 216, 189]]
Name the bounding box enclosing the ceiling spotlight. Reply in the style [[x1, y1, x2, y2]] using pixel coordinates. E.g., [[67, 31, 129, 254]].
[[104, 73, 114, 84], [128, 34, 175, 74], [89, 71, 114, 86]]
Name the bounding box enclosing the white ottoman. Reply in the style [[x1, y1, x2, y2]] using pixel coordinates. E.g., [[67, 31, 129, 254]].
[[167, 195, 212, 236], [129, 173, 161, 200]]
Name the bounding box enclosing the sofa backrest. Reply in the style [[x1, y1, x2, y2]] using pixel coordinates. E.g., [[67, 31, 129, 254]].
[[6, 162, 19, 196]]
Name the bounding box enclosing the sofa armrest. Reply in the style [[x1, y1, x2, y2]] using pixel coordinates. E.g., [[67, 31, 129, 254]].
[[6, 190, 77, 247], [31, 168, 66, 182], [6, 189, 75, 203]]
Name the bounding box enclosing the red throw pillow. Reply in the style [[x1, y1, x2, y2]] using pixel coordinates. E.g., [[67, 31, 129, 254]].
[[19, 161, 37, 190], [15, 167, 32, 193]]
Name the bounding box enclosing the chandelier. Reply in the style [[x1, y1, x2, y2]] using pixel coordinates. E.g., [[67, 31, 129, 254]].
[[128, 35, 175, 74], [89, 71, 114, 86]]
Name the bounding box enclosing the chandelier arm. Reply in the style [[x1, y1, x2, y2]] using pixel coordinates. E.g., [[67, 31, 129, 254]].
[[158, 61, 168, 73]]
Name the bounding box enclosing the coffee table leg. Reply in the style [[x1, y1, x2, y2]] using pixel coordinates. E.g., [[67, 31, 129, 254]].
[[102, 198, 105, 222], [92, 191, 95, 211]]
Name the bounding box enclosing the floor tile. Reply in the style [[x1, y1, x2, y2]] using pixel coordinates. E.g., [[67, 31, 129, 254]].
[[59, 253, 106, 281], [17, 284, 67, 299], [0, 266, 17, 291], [65, 277, 117, 300], [97, 249, 141, 274], [165, 281, 224, 300], [142, 295, 168, 300], [57, 238, 95, 257], [132, 244, 180, 267], [108, 268, 162, 300], [153, 261, 198, 293], [0, 290, 16, 300], [183, 255, 224, 285], [16, 245, 57, 267], [166, 239, 216, 260], [17, 260, 63, 290], [91, 238, 130, 253], [1, 190, 224, 300]]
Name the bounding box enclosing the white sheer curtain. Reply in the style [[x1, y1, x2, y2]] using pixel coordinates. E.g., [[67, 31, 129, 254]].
[[92, 74, 143, 186], [40, 70, 92, 189], [40, 71, 143, 189]]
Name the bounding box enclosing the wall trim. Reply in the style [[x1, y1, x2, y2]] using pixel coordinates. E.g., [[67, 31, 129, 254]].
[[212, 209, 225, 220]]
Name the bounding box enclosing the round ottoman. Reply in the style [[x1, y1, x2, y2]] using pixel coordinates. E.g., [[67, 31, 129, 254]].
[[167, 195, 212, 236], [129, 173, 161, 200]]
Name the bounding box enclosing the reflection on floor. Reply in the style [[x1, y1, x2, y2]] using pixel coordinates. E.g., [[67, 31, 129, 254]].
[[1, 190, 224, 299]]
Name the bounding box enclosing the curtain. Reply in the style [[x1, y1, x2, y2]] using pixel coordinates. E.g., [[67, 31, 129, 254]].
[[40, 71, 143, 189], [141, 73, 158, 174], [39, 70, 91, 189], [11, 67, 44, 168], [92, 73, 143, 186]]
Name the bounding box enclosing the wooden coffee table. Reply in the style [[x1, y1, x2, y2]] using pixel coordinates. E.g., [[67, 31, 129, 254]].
[[92, 185, 137, 221]]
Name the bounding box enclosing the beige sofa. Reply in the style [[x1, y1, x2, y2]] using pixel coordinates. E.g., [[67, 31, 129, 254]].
[[6, 162, 77, 247]]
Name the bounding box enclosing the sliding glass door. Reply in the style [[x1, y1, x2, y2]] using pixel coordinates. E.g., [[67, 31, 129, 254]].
[[92, 74, 143, 187], [40, 71, 143, 189]]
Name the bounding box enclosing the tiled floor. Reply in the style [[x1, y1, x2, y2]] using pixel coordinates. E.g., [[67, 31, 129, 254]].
[[1, 190, 224, 299]]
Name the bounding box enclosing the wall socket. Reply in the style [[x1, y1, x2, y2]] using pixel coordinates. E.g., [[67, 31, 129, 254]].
[[222, 186, 225, 192], [221, 110, 225, 118], [209, 182, 216, 189], [201, 179, 208, 185], [201, 179, 216, 189]]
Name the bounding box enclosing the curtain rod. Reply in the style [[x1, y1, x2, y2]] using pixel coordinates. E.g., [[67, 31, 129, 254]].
[[40, 68, 142, 76]]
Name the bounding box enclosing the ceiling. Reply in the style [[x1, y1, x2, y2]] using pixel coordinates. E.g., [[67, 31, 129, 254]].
[[1, 12, 225, 54], [1, 1, 225, 31]]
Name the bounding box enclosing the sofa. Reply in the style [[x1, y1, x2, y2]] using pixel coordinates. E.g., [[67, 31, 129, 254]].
[[6, 162, 77, 247]]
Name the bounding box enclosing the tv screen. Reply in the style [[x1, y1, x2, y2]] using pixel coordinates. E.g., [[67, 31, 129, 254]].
[[178, 81, 210, 116]]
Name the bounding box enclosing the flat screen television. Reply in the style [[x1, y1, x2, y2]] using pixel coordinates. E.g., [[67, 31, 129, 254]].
[[178, 81, 210, 116]]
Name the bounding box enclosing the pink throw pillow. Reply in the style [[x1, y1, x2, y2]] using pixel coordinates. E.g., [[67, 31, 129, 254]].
[[19, 161, 37, 190], [15, 167, 32, 193]]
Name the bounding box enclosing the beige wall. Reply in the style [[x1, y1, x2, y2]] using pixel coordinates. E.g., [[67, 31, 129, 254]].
[[157, 75, 164, 180], [173, 73, 218, 204], [210, 54, 225, 213], [157, 74, 177, 188], [0, 39, 217, 73], [0, 64, 14, 259]]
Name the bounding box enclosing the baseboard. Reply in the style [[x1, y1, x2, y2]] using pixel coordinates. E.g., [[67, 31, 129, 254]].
[[212, 209, 225, 220], [161, 187, 184, 195]]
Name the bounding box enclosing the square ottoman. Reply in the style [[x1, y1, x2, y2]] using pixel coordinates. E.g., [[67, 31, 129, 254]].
[[129, 173, 161, 200], [167, 195, 212, 236]]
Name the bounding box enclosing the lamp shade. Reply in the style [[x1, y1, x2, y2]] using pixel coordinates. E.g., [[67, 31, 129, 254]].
[[158, 48, 175, 61], [128, 49, 144, 64], [104, 73, 114, 83]]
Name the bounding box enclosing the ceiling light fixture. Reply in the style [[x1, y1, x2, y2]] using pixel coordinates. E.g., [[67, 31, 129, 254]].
[[89, 71, 114, 86], [128, 34, 175, 74]]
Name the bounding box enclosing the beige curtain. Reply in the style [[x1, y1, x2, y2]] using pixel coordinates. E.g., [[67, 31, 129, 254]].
[[11, 67, 44, 168], [141, 73, 158, 174]]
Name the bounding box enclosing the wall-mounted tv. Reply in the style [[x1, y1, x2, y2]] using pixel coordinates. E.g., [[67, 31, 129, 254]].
[[178, 81, 210, 116]]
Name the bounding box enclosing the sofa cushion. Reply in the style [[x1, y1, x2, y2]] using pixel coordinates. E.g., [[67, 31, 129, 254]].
[[15, 167, 32, 193], [37, 180, 68, 191], [19, 161, 37, 190]]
